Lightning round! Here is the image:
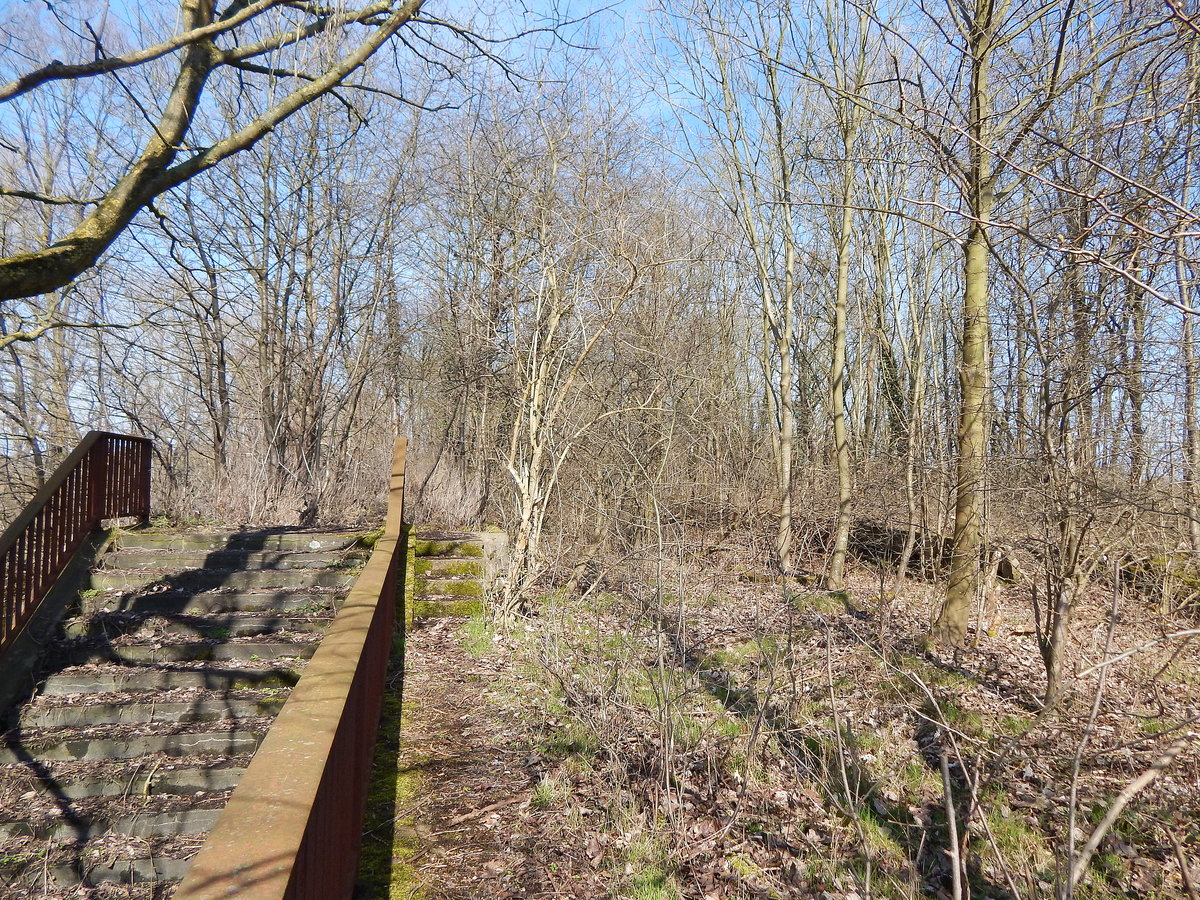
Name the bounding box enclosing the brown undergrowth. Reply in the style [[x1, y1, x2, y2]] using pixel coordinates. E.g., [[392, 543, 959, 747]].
[[400, 537, 1199, 899]]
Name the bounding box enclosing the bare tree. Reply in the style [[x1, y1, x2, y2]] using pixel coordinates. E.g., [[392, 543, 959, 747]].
[[0, 0, 434, 306], [654, 0, 813, 574]]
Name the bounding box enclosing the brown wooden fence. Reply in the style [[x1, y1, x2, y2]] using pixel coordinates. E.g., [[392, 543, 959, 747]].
[[174, 436, 408, 900], [0, 431, 151, 660]]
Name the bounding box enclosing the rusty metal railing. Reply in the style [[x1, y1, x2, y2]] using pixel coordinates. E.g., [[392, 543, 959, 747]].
[[175, 437, 408, 900], [0, 430, 151, 660]]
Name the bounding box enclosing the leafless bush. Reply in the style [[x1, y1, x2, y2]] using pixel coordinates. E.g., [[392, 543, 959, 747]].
[[406, 454, 485, 530]]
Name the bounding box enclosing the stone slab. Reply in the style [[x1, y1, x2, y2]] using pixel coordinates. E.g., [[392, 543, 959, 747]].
[[0, 729, 264, 763]]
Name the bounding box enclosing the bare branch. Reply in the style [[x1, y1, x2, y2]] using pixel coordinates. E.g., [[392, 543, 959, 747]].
[[0, 187, 98, 206], [0, 0, 286, 103], [1069, 736, 1194, 890], [0, 0, 426, 301]]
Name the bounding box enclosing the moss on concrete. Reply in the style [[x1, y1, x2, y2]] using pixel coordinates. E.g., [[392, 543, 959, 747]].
[[413, 598, 484, 618], [402, 524, 415, 630], [356, 566, 424, 900], [356, 688, 428, 899], [411, 539, 483, 558], [355, 527, 386, 550], [229, 672, 301, 691], [415, 578, 483, 599], [413, 558, 485, 578]]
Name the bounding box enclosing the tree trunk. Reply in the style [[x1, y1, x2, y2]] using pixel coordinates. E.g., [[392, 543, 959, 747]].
[[1128, 273, 1147, 484], [934, 14, 995, 647], [1041, 577, 1076, 710], [1183, 306, 1200, 556], [827, 170, 855, 589], [937, 220, 991, 645]]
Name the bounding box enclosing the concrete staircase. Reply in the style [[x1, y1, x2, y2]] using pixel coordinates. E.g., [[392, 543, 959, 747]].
[[411, 530, 505, 619], [0, 527, 367, 897]]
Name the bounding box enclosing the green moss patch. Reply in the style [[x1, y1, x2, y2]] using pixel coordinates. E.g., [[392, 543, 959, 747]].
[[357, 701, 428, 898], [230, 671, 300, 690], [355, 527, 386, 550], [415, 578, 484, 599], [356, 610, 423, 899], [412, 539, 484, 558], [792, 590, 853, 615], [413, 558, 485, 578], [413, 598, 484, 618]]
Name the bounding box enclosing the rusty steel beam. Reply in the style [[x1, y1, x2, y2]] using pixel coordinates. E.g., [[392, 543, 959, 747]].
[[175, 436, 408, 900]]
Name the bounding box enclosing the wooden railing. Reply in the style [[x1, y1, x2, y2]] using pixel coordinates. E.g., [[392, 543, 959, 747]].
[[0, 431, 151, 659], [175, 437, 408, 900]]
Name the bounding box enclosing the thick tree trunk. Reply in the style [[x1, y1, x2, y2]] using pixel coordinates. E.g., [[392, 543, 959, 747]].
[[936, 216, 991, 645], [934, 15, 995, 647], [1178, 100, 1200, 556]]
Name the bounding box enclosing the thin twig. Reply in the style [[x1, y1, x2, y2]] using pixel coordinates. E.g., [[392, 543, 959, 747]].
[[1063, 578, 1121, 897], [1077, 630, 1200, 678], [1171, 830, 1200, 900], [1070, 736, 1193, 890], [940, 748, 963, 900]]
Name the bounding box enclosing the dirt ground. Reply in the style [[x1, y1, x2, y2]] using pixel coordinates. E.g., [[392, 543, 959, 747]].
[[375, 615, 611, 899]]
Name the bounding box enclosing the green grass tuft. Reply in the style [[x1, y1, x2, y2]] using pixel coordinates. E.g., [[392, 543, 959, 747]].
[[621, 836, 680, 900], [458, 612, 495, 657], [541, 721, 600, 760], [531, 774, 570, 809], [625, 872, 681, 900]]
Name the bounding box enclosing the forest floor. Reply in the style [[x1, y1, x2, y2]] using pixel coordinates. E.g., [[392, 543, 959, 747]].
[[366, 540, 1200, 900]]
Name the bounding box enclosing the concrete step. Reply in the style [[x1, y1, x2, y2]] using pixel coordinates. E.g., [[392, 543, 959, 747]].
[[0, 803, 224, 842], [116, 529, 366, 552], [56, 851, 194, 887], [3, 760, 247, 798], [0, 520, 374, 896], [413, 529, 506, 563], [412, 597, 485, 618], [61, 637, 318, 666], [412, 529, 507, 589], [91, 567, 356, 593], [102, 548, 365, 570], [87, 588, 341, 616], [21, 695, 286, 729], [42, 664, 302, 695], [0, 833, 199, 888], [412, 536, 484, 558], [413, 576, 485, 599], [66, 611, 333, 639], [0, 726, 266, 763], [413, 556, 486, 577]]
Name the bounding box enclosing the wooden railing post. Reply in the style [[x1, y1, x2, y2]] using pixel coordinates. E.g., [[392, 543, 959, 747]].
[[87, 437, 107, 523], [138, 438, 152, 520]]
